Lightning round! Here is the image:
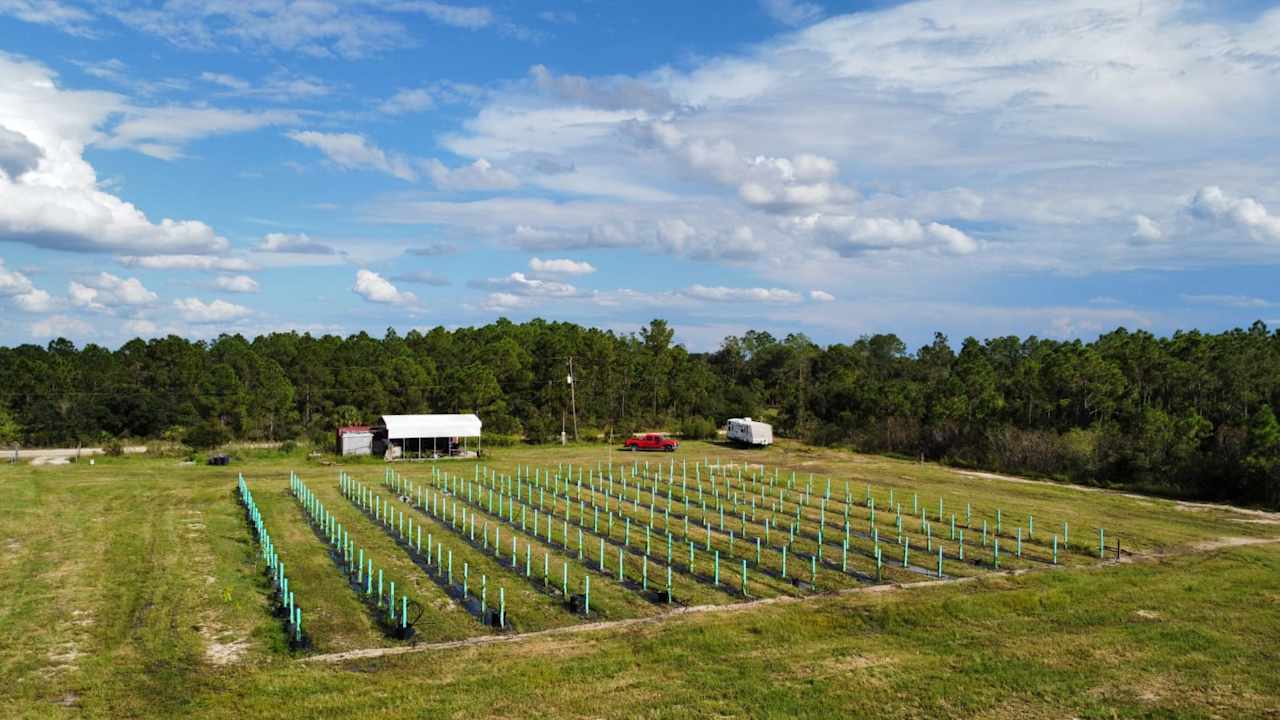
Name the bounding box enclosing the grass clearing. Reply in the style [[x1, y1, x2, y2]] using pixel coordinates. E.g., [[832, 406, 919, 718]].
[[2, 440, 1278, 718]]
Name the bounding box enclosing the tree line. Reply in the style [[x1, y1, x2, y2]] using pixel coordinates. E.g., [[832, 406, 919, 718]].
[[1, 318, 1277, 506]]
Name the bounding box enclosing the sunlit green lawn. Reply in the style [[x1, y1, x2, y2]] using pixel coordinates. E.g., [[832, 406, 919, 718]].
[[2, 441, 1276, 719]]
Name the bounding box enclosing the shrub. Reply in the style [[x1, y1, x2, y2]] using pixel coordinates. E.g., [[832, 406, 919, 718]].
[[678, 416, 719, 441], [482, 433, 520, 448], [104, 439, 125, 457], [185, 420, 230, 450], [522, 414, 554, 444]]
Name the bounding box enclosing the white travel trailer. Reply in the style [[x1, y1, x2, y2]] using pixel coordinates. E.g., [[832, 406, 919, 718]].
[[726, 417, 773, 446]]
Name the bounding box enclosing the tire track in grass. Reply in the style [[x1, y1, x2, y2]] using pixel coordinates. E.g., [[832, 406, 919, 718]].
[[249, 473, 388, 653]]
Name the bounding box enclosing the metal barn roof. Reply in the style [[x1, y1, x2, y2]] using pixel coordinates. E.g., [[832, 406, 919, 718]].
[[377, 414, 482, 439]]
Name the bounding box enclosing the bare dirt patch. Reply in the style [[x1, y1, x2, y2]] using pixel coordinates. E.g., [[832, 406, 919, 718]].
[[1190, 537, 1280, 552], [199, 619, 250, 666], [206, 637, 251, 666], [30, 456, 70, 466], [803, 653, 890, 679], [46, 642, 84, 674], [953, 469, 1078, 489], [502, 635, 597, 661], [1174, 501, 1280, 520]]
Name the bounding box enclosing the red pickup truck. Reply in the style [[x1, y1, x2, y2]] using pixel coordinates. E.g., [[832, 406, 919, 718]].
[[624, 433, 679, 452]]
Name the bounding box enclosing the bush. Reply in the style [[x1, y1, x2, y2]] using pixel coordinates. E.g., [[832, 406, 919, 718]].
[[678, 416, 719, 441], [482, 433, 520, 448], [104, 439, 125, 457], [185, 420, 230, 450], [522, 414, 554, 444]]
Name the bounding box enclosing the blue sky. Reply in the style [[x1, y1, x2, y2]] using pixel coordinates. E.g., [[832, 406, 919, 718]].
[[1, 0, 1279, 351]]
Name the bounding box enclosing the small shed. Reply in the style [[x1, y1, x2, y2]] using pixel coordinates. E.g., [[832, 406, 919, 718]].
[[372, 414, 482, 460], [336, 425, 373, 456]]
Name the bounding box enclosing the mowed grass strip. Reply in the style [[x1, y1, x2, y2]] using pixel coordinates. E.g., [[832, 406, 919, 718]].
[[248, 471, 394, 653], [210, 543, 1280, 720], [2, 448, 1278, 719], [0, 461, 270, 716], [289, 473, 483, 645]]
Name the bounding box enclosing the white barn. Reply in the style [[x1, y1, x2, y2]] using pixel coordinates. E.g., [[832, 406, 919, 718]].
[[372, 414, 482, 460]]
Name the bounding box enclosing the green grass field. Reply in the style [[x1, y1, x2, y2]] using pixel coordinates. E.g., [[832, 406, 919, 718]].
[[2, 440, 1278, 718]]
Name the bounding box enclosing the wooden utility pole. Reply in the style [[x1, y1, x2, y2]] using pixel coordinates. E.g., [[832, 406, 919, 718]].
[[568, 356, 579, 442]]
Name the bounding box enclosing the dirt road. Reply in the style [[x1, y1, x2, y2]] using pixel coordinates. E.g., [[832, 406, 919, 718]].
[[7, 447, 148, 465]]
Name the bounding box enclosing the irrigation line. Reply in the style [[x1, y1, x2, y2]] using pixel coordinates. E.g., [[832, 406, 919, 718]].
[[477, 461, 1065, 576], [302, 533, 1266, 667], [337, 474, 513, 630], [399, 470, 778, 600], [237, 475, 309, 650], [420, 466, 888, 592], [290, 473, 418, 640], [357, 475, 671, 614]]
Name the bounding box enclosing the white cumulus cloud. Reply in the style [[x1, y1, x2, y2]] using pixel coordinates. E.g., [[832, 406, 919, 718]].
[[476, 271, 577, 298], [257, 232, 337, 254], [529, 257, 596, 275], [29, 313, 91, 338], [423, 157, 519, 191], [173, 297, 252, 322], [1189, 186, 1280, 243], [684, 285, 803, 303], [353, 269, 417, 304], [0, 55, 229, 255], [1, 258, 57, 312], [799, 214, 978, 256], [118, 254, 255, 271], [1132, 214, 1164, 243], [214, 274, 260, 293], [68, 272, 157, 311]]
